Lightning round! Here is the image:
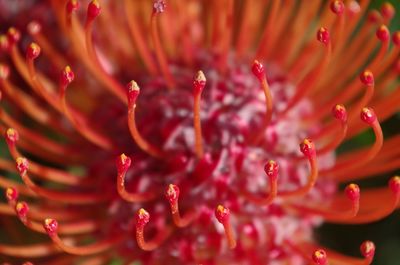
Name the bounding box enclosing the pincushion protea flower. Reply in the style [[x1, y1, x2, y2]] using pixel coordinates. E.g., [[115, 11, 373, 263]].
[[0, 0, 399, 264]]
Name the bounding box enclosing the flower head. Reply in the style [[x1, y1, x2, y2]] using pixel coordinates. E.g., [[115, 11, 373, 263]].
[[0, 0, 399, 264]]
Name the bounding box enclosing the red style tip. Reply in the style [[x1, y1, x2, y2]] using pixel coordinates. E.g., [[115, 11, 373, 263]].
[[376, 25, 390, 42], [60, 66, 75, 88], [165, 184, 180, 205], [193, 70, 206, 94], [264, 160, 279, 180], [16, 157, 29, 176], [332, 104, 347, 122], [0, 64, 10, 80], [380, 2, 395, 20], [360, 70, 374, 86], [126, 80, 140, 105], [7, 27, 21, 44], [22, 262, 33, 265], [360, 240, 376, 259], [317, 27, 330, 45], [87, 0, 101, 19], [299, 139, 316, 158], [116, 153, 132, 174], [16, 201, 29, 218], [367, 10, 382, 24], [389, 176, 400, 194], [251, 60, 265, 81], [215, 205, 230, 224], [43, 218, 58, 235], [67, 0, 80, 14], [345, 183, 360, 201], [392, 31, 400, 46], [136, 208, 150, 226], [360, 107, 377, 125], [26, 42, 41, 60], [153, 0, 166, 14], [5, 187, 18, 202], [312, 249, 328, 265], [330, 1, 345, 15], [5, 128, 19, 145], [27, 21, 41, 35]]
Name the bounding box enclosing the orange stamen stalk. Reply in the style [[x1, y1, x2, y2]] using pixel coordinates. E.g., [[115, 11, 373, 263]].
[[250, 60, 273, 144], [43, 218, 123, 256], [116, 154, 155, 203], [215, 205, 236, 249], [165, 184, 197, 227], [135, 208, 171, 251], [288, 183, 360, 223], [242, 160, 278, 205], [151, 1, 176, 90], [193, 71, 206, 158], [15, 157, 108, 204], [280, 139, 319, 197], [126, 81, 164, 158], [59, 65, 113, 150]]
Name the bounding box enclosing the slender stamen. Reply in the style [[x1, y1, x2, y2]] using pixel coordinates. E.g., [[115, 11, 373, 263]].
[[193, 70, 206, 158], [289, 183, 360, 223], [15, 157, 108, 204], [43, 218, 123, 256], [280, 139, 318, 197], [135, 208, 171, 251], [84, 1, 127, 103], [243, 160, 278, 205], [280, 27, 332, 116], [316, 104, 348, 155], [323, 107, 383, 176], [165, 184, 196, 227], [215, 205, 236, 249], [59, 66, 113, 150], [116, 154, 155, 202], [0, 242, 62, 258], [126, 81, 164, 158], [123, 0, 158, 75], [151, 1, 176, 90], [345, 176, 400, 224], [66, 0, 80, 27], [4, 128, 89, 186], [13, 200, 99, 235], [251, 60, 273, 144], [61, 78, 111, 150]]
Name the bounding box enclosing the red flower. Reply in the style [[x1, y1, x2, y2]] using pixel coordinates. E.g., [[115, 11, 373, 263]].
[[0, 1, 399, 264]]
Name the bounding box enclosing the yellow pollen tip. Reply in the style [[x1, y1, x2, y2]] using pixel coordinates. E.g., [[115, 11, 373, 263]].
[[6, 188, 13, 197], [44, 218, 53, 226], [195, 70, 206, 82], [138, 208, 148, 216], [217, 205, 225, 213], [348, 183, 357, 190], [16, 157, 25, 165], [128, 81, 140, 92], [92, 0, 100, 7], [16, 202, 24, 212], [120, 153, 128, 162]]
